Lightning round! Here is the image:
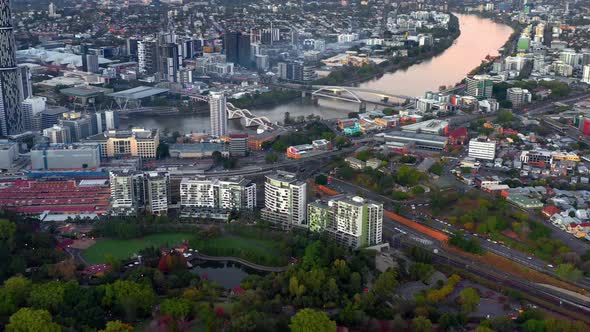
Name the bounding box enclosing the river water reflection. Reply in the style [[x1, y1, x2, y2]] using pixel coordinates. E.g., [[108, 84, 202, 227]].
[[121, 14, 513, 134]]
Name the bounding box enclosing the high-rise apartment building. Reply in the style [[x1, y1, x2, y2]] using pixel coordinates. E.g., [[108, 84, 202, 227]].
[[209, 92, 227, 137], [138, 38, 159, 75], [145, 172, 170, 215], [0, 0, 25, 136], [465, 75, 494, 99], [261, 171, 307, 228], [583, 65, 590, 84], [308, 195, 383, 249], [179, 176, 256, 219], [109, 170, 144, 216], [507, 87, 532, 107]]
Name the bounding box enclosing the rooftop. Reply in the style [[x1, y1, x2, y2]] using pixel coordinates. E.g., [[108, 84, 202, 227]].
[[108, 86, 169, 100], [60, 86, 109, 97]]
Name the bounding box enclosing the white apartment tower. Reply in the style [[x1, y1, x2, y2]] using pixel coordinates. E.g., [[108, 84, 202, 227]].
[[209, 92, 228, 137], [468, 138, 497, 161], [145, 172, 170, 216], [583, 65, 590, 84], [180, 176, 256, 219], [261, 171, 307, 228], [307, 195, 383, 249]]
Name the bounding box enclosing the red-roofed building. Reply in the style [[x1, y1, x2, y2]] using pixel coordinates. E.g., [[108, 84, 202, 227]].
[[0, 179, 110, 215], [542, 205, 561, 218], [447, 127, 468, 145]]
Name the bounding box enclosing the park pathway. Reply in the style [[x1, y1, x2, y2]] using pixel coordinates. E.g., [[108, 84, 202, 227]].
[[190, 252, 289, 273]]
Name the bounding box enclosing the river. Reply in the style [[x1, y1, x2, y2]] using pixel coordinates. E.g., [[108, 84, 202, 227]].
[[121, 13, 514, 134]]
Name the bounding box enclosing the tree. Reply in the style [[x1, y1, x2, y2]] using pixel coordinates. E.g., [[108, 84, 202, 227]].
[[334, 136, 348, 148], [545, 319, 587, 332], [429, 162, 444, 176], [160, 298, 192, 319], [6, 308, 61, 332], [459, 287, 480, 313], [412, 316, 433, 332], [3, 276, 31, 307], [265, 152, 279, 164], [0, 219, 16, 242], [336, 166, 356, 180], [371, 268, 399, 301], [289, 308, 336, 332], [315, 174, 328, 185], [99, 321, 133, 332], [555, 264, 584, 282], [102, 280, 157, 319], [28, 281, 65, 312], [156, 142, 169, 159]]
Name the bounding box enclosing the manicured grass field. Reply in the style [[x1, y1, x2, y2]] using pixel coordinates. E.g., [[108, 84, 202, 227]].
[[84, 233, 193, 264], [191, 235, 286, 266]]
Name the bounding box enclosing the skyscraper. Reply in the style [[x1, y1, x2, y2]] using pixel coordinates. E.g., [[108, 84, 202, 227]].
[[209, 92, 227, 137], [17, 65, 32, 100], [0, 0, 25, 136], [224, 31, 251, 68]]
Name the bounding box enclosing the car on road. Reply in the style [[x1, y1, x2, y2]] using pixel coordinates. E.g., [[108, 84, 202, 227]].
[[547, 264, 554, 268]]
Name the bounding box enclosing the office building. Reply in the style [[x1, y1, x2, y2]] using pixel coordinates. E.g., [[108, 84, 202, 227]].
[[31, 143, 101, 170], [507, 87, 532, 107], [43, 124, 72, 144], [560, 49, 580, 66], [22, 97, 46, 131], [0, 0, 25, 136], [94, 110, 119, 132], [465, 75, 494, 99], [80, 43, 91, 72], [224, 31, 251, 68], [255, 55, 269, 71], [229, 134, 248, 157], [382, 131, 448, 151], [180, 176, 256, 219], [278, 61, 304, 81], [261, 171, 307, 228], [209, 92, 228, 137], [41, 106, 68, 129], [159, 43, 179, 82], [308, 195, 383, 249], [59, 111, 95, 142], [17, 65, 32, 100], [127, 37, 139, 59], [401, 119, 449, 135], [48, 2, 57, 17], [0, 140, 18, 169], [144, 172, 170, 215], [84, 128, 159, 159], [468, 138, 496, 161], [583, 65, 590, 84], [86, 54, 99, 73]]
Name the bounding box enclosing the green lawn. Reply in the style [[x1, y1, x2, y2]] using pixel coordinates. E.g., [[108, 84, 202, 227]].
[[84, 233, 193, 264], [191, 235, 287, 267]]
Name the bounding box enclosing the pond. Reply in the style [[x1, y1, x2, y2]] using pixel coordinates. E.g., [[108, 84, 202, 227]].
[[190, 260, 263, 289]]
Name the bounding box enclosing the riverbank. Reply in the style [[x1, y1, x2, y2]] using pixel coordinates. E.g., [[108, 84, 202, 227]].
[[315, 12, 462, 87]]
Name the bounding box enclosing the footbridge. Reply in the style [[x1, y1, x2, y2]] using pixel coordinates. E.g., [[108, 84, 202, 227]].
[[186, 94, 274, 131]]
